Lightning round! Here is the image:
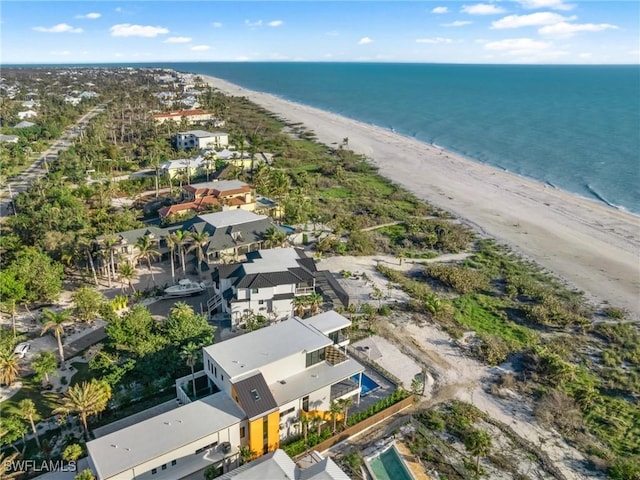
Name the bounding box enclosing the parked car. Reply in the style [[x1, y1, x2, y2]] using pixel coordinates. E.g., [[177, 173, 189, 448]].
[[13, 342, 30, 359]]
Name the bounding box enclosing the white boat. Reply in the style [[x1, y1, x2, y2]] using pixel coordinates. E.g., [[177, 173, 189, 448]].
[[164, 279, 206, 297]]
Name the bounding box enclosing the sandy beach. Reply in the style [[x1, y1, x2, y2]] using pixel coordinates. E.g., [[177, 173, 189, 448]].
[[202, 75, 640, 316]]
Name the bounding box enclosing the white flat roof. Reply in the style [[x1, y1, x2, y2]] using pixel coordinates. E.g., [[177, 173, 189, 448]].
[[197, 209, 267, 228], [86, 392, 245, 480], [270, 357, 364, 406], [242, 248, 303, 275], [189, 179, 249, 191], [204, 318, 331, 380], [302, 311, 351, 335]]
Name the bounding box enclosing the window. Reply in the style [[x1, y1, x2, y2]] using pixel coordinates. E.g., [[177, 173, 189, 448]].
[[259, 300, 264, 305], [263, 416, 269, 454], [151, 469, 157, 475], [161, 465, 167, 471], [280, 406, 295, 417], [171, 460, 177, 466], [251, 389, 261, 401], [215, 367, 217, 378], [302, 396, 309, 412], [221, 374, 224, 381], [251, 288, 259, 294], [240, 426, 246, 438], [305, 348, 326, 368]]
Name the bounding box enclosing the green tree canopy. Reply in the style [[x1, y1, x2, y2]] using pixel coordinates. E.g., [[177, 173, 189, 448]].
[[6, 247, 64, 304], [105, 305, 165, 357], [71, 286, 106, 323]]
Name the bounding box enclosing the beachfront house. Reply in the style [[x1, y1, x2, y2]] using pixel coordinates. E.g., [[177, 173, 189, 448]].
[[174, 130, 229, 150], [153, 109, 215, 125], [0, 134, 20, 143], [94, 210, 283, 274], [158, 180, 281, 221], [86, 312, 362, 479], [208, 248, 350, 324]]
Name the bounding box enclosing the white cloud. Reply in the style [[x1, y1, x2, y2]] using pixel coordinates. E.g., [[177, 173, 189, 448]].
[[33, 23, 83, 33], [110, 24, 169, 37], [325, 30, 340, 36], [245, 20, 263, 27], [164, 36, 192, 44], [431, 6, 448, 14], [484, 37, 552, 55], [416, 37, 453, 44], [51, 50, 71, 56], [212, 22, 223, 28], [76, 13, 101, 20], [191, 45, 211, 51], [539, 22, 619, 38], [461, 4, 506, 15], [516, 0, 575, 11], [114, 52, 124, 57], [358, 37, 373, 45], [492, 12, 574, 29], [268, 20, 284, 27], [578, 53, 592, 59], [115, 7, 122, 13], [442, 20, 472, 27]]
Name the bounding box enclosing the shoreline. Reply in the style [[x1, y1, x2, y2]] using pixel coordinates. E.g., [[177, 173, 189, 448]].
[[200, 73, 640, 316]]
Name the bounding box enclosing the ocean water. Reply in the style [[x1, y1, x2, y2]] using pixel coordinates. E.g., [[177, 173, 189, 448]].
[[173, 62, 640, 214], [10, 62, 640, 213]]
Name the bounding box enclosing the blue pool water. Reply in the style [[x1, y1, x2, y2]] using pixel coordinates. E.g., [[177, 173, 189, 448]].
[[352, 373, 381, 396], [367, 446, 413, 480], [280, 225, 296, 234]]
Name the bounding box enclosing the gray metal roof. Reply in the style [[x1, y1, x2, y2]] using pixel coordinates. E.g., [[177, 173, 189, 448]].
[[269, 356, 364, 407], [233, 372, 278, 421], [178, 130, 227, 138], [218, 449, 295, 479], [204, 318, 331, 380], [86, 392, 246, 480]]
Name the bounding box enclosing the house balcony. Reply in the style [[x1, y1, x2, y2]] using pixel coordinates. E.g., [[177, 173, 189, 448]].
[[330, 378, 360, 402], [295, 287, 315, 296], [325, 345, 348, 366], [175, 370, 214, 404]]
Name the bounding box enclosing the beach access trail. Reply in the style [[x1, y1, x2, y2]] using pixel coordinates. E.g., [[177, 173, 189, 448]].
[[203, 75, 640, 317]]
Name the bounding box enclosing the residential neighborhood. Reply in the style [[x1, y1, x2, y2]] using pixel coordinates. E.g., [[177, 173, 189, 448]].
[[1, 65, 634, 480]]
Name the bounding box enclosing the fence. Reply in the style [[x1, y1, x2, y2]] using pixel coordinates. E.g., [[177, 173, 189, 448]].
[[293, 394, 415, 459]]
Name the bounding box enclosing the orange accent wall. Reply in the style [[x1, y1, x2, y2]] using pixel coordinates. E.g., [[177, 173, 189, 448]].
[[248, 418, 263, 456], [267, 411, 280, 452]]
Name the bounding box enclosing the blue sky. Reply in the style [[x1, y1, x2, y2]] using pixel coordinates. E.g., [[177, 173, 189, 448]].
[[2, 1, 638, 64]]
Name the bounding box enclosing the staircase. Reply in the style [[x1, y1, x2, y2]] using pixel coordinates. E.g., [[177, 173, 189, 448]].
[[207, 293, 223, 313]]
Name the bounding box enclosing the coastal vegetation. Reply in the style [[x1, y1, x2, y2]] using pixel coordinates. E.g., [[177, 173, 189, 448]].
[[1, 67, 637, 477]]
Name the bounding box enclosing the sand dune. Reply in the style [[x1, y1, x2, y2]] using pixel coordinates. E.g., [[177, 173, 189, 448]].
[[203, 75, 640, 316]]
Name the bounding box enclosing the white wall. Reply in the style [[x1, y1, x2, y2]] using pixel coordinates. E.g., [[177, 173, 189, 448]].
[[204, 353, 232, 396], [259, 353, 304, 385]]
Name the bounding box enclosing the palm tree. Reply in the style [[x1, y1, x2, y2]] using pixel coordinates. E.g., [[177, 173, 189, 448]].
[[101, 236, 119, 288], [0, 450, 21, 479], [337, 397, 353, 429], [32, 351, 57, 384], [187, 231, 210, 277], [18, 399, 40, 449], [41, 309, 72, 369], [181, 343, 200, 400], [117, 262, 137, 293], [292, 296, 306, 317], [135, 235, 160, 283], [173, 230, 189, 274], [165, 233, 177, 284], [329, 401, 342, 433], [0, 348, 20, 386], [306, 293, 323, 315], [261, 227, 287, 249], [464, 429, 493, 474], [53, 380, 112, 439]]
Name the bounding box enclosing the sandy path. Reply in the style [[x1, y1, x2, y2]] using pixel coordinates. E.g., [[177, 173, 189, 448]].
[[202, 75, 640, 316]]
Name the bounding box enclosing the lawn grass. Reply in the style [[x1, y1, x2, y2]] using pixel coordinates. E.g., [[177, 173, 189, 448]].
[[452, 294, 539, 350], [1, 375, 59, 420]]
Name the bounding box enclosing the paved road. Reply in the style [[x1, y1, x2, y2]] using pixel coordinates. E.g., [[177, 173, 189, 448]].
[[0, 103, 109, 219]]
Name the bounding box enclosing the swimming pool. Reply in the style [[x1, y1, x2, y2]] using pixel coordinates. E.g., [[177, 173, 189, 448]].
[[351, 373, 381, 396], [367, 445, 413, 480], [280, 225, 296, 234]]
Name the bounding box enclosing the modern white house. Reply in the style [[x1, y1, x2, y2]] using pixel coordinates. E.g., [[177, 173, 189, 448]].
[[17, 110, 37, 120], [86, 392, 247, 480], [208, 248, 318, 324], [87, 312, 362, 480], [217, 449, 350, 480], [174, 130, 229, 150], [200, 312, 362, 449], [153, 109, 215, 125]]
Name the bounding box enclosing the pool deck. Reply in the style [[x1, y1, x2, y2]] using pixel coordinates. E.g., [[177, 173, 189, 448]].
[[395, 442, 433, 480]]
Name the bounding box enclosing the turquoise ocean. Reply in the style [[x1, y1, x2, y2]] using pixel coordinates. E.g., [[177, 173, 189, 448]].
[[13, 62, 640, 214]]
